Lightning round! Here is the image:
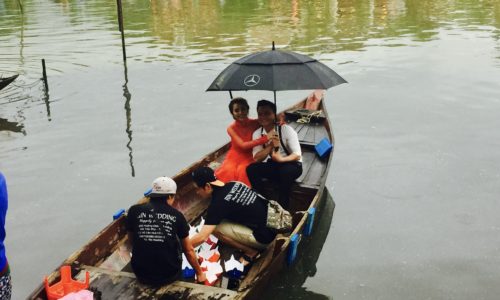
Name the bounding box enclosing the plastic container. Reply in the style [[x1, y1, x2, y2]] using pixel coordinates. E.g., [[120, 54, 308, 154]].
[[45, 266, 90, 300], [315, 137, 333, 158], [182, 267, 195, 278]]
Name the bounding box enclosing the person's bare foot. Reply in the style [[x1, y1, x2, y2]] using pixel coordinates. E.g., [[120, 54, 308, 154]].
[[238, 251, 262, 275]]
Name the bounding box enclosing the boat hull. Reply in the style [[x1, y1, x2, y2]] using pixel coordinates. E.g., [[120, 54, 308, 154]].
[[0, 74, 18, 91], [28, 94, 335, 299]]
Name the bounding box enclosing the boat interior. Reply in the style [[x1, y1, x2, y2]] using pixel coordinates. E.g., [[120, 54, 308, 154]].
[[33, 96, 333, 299]]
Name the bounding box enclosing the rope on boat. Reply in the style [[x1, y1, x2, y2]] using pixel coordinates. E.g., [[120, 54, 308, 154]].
[[296, 110, 323, 124]]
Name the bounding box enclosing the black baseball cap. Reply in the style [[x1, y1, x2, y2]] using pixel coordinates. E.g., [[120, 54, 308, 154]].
[[191, 167, 224, 187]]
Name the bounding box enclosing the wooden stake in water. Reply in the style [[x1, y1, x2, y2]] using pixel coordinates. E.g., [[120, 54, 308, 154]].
[[116, 0, 127, 62], [42, 59, 48, 91], [17, 0, 23, 13], [41, 59, 51, 121]]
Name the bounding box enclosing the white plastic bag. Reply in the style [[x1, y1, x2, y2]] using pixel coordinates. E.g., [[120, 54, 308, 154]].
[[59, 289, 93, 300]]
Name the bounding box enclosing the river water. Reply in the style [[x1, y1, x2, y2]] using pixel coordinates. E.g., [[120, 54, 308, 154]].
[[1, 0, 500, 298]]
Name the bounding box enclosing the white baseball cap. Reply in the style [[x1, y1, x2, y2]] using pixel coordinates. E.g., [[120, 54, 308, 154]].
[[150, 177, 177, 196]]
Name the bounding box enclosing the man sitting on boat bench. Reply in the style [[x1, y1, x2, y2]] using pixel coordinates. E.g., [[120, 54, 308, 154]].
[[126, 177, 206, 285], [190, 167, 276, 267], [247, 100, 303, 210]]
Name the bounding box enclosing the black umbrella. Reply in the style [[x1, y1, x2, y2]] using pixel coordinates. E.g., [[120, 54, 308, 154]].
[[207, 42, 347, 104]]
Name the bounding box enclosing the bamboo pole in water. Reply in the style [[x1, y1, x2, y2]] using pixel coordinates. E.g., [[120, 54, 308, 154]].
[[116, 0, 127, 62], [41, 59, 51, 121], [41, 59, 48, 91]]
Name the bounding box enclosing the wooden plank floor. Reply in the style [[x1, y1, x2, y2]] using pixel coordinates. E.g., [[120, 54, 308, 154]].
[[77, 266, 237, 300], [296, 150, 328, 188], [293, 120, 330, 188]]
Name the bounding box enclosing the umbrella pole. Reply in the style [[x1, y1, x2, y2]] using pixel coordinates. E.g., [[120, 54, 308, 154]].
[[273, 90, 278, 131], [273, 90, 277, 122], [229, 91, 233, 99]]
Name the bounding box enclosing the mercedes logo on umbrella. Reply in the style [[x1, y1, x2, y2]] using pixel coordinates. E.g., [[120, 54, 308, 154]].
[[243, 74, 261, 87]]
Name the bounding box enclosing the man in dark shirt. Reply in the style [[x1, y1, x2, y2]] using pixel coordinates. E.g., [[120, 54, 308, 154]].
[[127, 176, 205, 285], [190, 167, 276, 264]]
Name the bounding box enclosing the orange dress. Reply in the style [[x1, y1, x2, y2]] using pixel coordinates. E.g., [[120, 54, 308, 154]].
[[215, 118, 268, 187]]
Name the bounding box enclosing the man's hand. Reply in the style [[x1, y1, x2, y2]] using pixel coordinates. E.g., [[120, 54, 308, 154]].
[[196, 271, 207, 283], [271, 136, 280, 148], [266, 129, 276, 140], [190, 225, 216, 248], [271, 150, 284, 162]]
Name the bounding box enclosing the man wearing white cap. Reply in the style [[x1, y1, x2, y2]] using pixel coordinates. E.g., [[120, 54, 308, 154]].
[[126, 177, 206, 285]]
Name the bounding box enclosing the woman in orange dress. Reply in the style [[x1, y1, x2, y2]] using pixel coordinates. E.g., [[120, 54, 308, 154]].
[[215, 97, 275, 187]]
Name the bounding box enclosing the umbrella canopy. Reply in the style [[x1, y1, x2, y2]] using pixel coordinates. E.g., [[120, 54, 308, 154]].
[[206, 45, 347, 92]]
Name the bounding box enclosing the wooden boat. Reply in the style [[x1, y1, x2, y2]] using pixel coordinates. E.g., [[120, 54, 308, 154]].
[[28, 92, 335, 300], [0, 74, 18, 91]]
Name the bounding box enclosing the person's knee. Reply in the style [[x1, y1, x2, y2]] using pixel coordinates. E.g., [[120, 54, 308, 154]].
[[213, 229, 223, 239], [246, 163, 257, 175], [278, 165, 301, 181], [214, 222, 232, 237], [246, 163, 261, 183], [277, 172, 298, 184]]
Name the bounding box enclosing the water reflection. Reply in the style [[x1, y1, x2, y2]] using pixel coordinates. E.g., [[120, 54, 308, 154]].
[[0, 117, 25, 134], [261, 189, 335, 300], [1, 0, 499, 68], [122, 62, 135, 177], [0, 77, 50, 135], [42, 81, 51, 122], [135, 0, 500, 56], [0, 0, 500, 61]]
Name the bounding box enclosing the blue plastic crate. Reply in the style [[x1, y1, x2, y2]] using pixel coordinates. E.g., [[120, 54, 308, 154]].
[[315, 137, 332, 158], [182, 267, 195, 278], [113, 209, 125, 220]]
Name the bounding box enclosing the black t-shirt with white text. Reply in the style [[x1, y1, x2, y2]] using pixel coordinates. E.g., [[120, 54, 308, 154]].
[[126, 199, 189, 285], [206, 182, 276, 244]]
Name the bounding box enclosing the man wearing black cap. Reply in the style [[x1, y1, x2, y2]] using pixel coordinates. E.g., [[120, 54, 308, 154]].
[[190, 167, 276, 265]]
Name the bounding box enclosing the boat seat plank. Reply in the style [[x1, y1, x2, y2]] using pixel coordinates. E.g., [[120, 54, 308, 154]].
[[288, 121, 329, 145], [312, 125, 329, 144], [77, 266, 237, 300], [292, 122, 307, 141]]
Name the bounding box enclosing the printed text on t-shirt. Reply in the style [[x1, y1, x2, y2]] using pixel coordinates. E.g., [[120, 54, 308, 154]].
[[223, 183, 257, 206], [136, 212, 177, 242]]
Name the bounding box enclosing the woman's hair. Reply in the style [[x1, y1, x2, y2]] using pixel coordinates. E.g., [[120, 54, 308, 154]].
[[256, 99, 276, 114], [228, 97, 249, 113]]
